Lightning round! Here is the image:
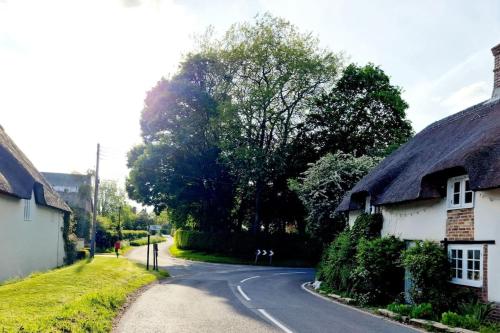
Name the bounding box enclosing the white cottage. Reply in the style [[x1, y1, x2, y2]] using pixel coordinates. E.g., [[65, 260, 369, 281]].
[[337, 43, 500, 319], [0, 125, 71, 282]]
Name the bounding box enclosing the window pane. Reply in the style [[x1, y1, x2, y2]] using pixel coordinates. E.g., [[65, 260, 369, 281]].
[[473, 271, 480, 280], [468, 260, 473, 270], [452, 269, 457, 278], [465, 192, 473, 204], [458, 260, 462, 269], [458, 270, 462, 278], [451, 249, 456, 257], [467, 271, 473, 279], [454, 182, 460, 193], [468, 250, 473, 259], [458, 250, 463, 258], [454, 194, 460, 205], [474, 261, 480, 270], [465, 180, 470, 191], [474, 250, 480, 260]]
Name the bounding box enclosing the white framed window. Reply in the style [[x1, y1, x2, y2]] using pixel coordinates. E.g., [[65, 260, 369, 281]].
[[23, 199, 32, 221], [447, 175, 474, 210], [448, 244, 482, 287]]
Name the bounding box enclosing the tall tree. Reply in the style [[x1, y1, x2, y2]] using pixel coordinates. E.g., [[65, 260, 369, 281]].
[[309, 63, 413, 157], [201, 14, 342, 233], [127, 56, 234, 231]]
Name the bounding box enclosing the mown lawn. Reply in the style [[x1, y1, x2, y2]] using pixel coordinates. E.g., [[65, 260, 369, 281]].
[[169, 244, 313, 267], [0, 257, 168, 332]]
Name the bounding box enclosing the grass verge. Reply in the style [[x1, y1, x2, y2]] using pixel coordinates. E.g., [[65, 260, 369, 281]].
[[0, 257, 168, 332], [169, 244, 313, 267]]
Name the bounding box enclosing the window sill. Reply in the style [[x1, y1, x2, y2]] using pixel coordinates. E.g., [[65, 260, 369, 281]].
[[447, 205, 474, 211], [450, 279, 482, 288]]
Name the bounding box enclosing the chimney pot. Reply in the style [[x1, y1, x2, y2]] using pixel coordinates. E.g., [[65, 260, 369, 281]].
[[492, 43, 500, 98]]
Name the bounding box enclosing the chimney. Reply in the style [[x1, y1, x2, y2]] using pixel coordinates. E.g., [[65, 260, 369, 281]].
[[493, 43, 500, 99]]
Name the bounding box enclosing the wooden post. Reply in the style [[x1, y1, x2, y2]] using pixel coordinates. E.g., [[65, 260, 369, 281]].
[[146, 233, 151, 270], [89, 143, 100, 258]]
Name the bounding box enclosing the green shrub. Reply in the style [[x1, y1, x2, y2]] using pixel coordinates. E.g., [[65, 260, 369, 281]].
[[387, 303, 413, 317], [401, 241, 451, 312], [173, 230, 319, 262], [76, 249, 89, 260], [130, 236, 166, 246], [350, 213, 383, 240], [121, 230, 149, 241], [459, 301, 495, 324], [411, 303, 433, 319], [317, 213, 394, 300], [352, 236, 404, 305], [317, 230, 357, 293], [441, 311, 480, 330]]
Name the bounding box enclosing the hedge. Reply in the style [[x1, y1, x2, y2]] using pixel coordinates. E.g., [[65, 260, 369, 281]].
[[122, 230, 149, 241], [174, 230, 320, 261]]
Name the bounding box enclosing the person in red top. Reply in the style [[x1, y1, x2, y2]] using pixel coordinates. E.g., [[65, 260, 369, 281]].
[[114, 240, 121, 258]]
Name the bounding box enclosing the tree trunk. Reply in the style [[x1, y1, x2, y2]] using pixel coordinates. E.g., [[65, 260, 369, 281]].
[[253, 179, 263, 235]]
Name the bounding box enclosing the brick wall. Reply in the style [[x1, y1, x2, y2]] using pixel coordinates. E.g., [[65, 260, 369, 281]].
[[446, 208, 474, 240], [491, 303, 500, 322]]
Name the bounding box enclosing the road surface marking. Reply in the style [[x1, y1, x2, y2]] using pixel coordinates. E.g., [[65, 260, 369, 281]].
[[273, 272, 308, 276], [240, 275, 260, 283], [257, 309, 293, 333], [237, 285, 251, 301]]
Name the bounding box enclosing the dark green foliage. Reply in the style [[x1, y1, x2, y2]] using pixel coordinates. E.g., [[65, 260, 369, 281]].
[[121, 230, 149, 241], [411, 303, 434, 319], [387, 303, 413, 317], [353, 236, 404, 305], [317, 230, 357, 292], [310, 63, 413, 158], [73, 208, 91, 242], [76, 249, 89, 260], [441, 311, 481, 330], [129, 236, 165, 247], [95, 223, 119, 251], [459, 301, 495, 324], [401, 241, 451, 312], [316, 213, 385, 297], [350, 213, 383, 240], [387, 303, 433, 319], [174, 230, 320, 262], [62, 212, 77, 265]]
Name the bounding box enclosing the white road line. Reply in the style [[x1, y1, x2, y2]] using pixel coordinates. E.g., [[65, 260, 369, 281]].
[[257, 309, 293, 333], [237, 285, 251, 301], [273, 272, 308, 276], [240, 275, 260, 283]]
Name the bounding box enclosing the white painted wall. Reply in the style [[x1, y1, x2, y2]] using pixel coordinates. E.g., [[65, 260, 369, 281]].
[[348, 210, 362, 227], [0, 192, 65, 282], [380, 198, 447, 241], [474, 188, 500, 302]]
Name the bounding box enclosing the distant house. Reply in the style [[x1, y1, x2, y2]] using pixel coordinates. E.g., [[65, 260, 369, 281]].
[[0, 126, 71, 282], [42, 172, 93, 243], [337, 43, 500, 317]]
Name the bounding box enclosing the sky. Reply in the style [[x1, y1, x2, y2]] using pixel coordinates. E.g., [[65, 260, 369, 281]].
[[1, 0, 499, 191]]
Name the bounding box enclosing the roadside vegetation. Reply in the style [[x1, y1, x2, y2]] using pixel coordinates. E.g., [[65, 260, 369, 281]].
[[0, 257, 167, 332], [316, 213, 499, 332], [126, 14, 412, 264]]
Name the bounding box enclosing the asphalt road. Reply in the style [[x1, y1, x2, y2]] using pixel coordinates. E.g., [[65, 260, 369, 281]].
[[116, 237, 420, 333]]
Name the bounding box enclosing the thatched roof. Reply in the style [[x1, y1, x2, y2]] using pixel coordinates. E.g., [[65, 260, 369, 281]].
[[337, 97, 500, 212], [0, 126, 71, 212]]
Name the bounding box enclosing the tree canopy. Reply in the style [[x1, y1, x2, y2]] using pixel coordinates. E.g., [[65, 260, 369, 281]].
[[126, 14, 413, 243]]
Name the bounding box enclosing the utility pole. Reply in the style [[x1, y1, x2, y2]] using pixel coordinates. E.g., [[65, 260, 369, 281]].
[[90, 143, 100, 258]]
